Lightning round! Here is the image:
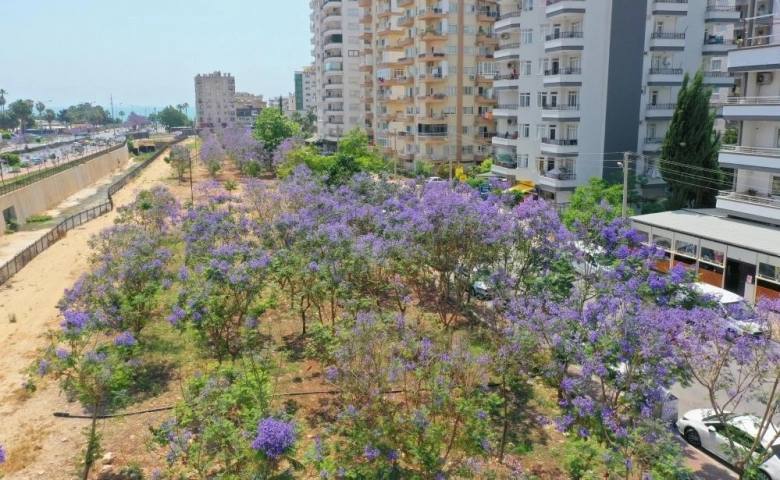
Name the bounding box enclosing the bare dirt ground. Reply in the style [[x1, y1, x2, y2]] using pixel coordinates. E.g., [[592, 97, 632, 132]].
[[0, 143, 211, 479]]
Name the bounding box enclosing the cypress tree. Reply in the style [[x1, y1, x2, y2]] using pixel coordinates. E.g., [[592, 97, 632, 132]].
[[660, 70, 723, 210]]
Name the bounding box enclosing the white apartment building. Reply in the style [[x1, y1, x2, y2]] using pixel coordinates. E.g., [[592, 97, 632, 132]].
[[357, 0, 500, 168], [295, 66, 317, 111], [194, 71, 236, 128], [631, 0, 780, 304], [310, 0, 364, 148], [491, 0, 740, 206]]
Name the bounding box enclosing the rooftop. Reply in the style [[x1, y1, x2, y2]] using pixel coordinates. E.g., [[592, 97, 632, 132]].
[[631, 209, 780, 257]]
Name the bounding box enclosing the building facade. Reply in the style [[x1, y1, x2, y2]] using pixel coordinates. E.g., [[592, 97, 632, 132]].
[[310, 0, 364, 148], [631, 0, 780, 304], [194, 71, 236, 128], [295, 66, 317, 111], [489, 0, 741, 206], [357, 0, 500, 169]]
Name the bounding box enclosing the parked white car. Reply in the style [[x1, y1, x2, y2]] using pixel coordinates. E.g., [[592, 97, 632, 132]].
[[426, 176, 446, 183], [688, 283, 768, 336], [677, 408, 780, 480]]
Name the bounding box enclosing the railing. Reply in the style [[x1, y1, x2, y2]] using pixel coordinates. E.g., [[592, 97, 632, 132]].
[[544, 68, 581, 75], [495, 74, 520, 80], [417, 131, 448, 137], [418, 51, 446, 57], [496, 103, 519, 109], [497, 42, 521, 50], [547, 0, 585, 5], [717, 191, 780, 210], [704, 37, 736, 45], [1, 142, 125, 197], [476, 95, 497, 101], [724, 96, 780, 105], [706, 4, 735, 10], [1, 137, 186, 287], [651, 32, 686, 39], [541, 138, 578, 146], [542, 170, 577, 180], [721, 144, 780, 157], [555, 203, 571, 215], [645, 137, 665, 144], [648, 68, 683, 74], [543, 104, 580, 110], [545, 31, 584, 41], [646, 103, 676, 109], [703, 71, 734, 77], [498, 11, 522, 20], [654, 0, 688, 3], [478, 132, 498, 139], [321, 0, 341, 7]]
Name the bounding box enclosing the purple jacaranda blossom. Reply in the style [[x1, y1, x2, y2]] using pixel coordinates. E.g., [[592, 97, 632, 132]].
[[363, 444, 380, 461], [251, 418, 297, 459], [114, 331, 137, 347]]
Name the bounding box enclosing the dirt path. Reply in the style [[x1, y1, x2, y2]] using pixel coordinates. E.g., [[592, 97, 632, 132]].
[[0, 144, 188, 480]]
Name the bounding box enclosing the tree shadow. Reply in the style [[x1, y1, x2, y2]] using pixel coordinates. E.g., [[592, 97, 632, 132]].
[[503, 377, 552, 454], [678, 437, 739, 479], [281, 332, 308, 362]]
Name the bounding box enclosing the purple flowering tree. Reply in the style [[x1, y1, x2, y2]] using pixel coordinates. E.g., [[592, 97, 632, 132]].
[[220, 123, 262, 175], [199, 133, 225, 178]]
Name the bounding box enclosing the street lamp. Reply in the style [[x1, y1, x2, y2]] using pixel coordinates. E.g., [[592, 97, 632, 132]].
[[617, 151, 631, 219]]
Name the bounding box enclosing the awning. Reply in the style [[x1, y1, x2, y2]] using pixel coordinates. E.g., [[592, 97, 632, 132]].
[[304, 135, 322, 143], [506, 181, 535, 194]]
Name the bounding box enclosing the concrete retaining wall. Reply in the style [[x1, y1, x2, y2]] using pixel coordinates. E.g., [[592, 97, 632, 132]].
[[0, 145, 129, 234]]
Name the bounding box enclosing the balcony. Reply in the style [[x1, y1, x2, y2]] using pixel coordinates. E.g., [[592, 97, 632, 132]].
[[543, 68, 583, 86], [651, 0, 688, 16], [703, 37, 736, 55], [539, 168, 578, 187], [493, 153, 518, 170], [321, 0, 342, 8], [540, 138, 579, 155], [398, 0, 413, 6], [358, 0, 370, 6], [476, 94, 497, 104], [475, 132, 498, 144], [492, 135, 518, 147], [493, 104, 517, 117], [359, 13, 372, 24], [398, 14, 413, 27], [495, 11, 522, 32], [728, 43, 780, 72], [397, 36, 414, 47], [645, 103, 676, 119], [477, 31, 499, 46], [418, 93, 447, 102], [722, 96, 780, 120], [705, 5, 741, 23], [418, 51, 446, 61], [421, 28, 446, 41], [544, 31, 585, 52], [417, 132, 448, 141], [377, 6, 395, 19], [417, 7, 446, 21], [647, 67, 684, 85], [494, 73, 520, 89], [716, 191, 780, 223], [649, 32, 686, 51], [359, 31, 373, 41], [324, 67, 344, 76], [719, 144, 780, 171], [495, 42, 521, 60], [417, 115, 447, 124], [478, 10, 499, 22], [702, 70, 735, 87], [546, 0, 586, 19], [418, 72, 447, 83], [324, 94, 344, 102], [541, 104, 581, 121], [359, 62, 374, 71]]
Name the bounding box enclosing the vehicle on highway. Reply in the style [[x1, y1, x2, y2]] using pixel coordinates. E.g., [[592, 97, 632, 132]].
[[426, 176, 446, 183], [677, 408, 780, 480], [676, 283, 768, 336]]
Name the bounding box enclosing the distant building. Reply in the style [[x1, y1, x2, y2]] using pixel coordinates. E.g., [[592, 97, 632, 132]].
[[295, 66, 316, 111], [236, 106, 263, 127], [194, 71, 236, 128], [235, 92, 266, 109]]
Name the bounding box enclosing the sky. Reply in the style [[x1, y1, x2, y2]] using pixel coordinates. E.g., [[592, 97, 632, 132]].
[[0, 0, 311, 115]]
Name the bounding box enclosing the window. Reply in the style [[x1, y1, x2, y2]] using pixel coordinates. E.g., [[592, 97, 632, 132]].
[[759, 262, 780, 281], [536, 124, 546, 140], [711, 58, 722, 71], [446, 86, 457, 95], [676, 240, 697, 257], [448, 3, 458, 12], [463, 25, 476, 34], [462, 125, 473, 134], [348, 50, 360, 57], [518, 154, 529, 168], [443, 106, 456, 114], [773, 176, 780, 196], [520, 124, 530, 138], [653, 235, 672, 250], [347, 23, 359, 30], [463, 66, 476, 75], [568, 91, 579, 106], [447, 45, 458, 54], [566, 125, 577, 139], [538, 92, 547, 107], [462, 145, 474, 154], [539, 25, 549, 39], [449, 24, 458, 33], [520, 61, 532, 76], [347, 8, 359, 15], [463, 46, 474, 54], [521, 29, 533, 44], [538, 58, 549, 75], [463, 86, 473, 95], [519, 92, 531, 107]]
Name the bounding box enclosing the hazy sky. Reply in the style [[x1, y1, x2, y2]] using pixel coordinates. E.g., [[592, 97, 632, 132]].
[[0, 1, 311, 112]]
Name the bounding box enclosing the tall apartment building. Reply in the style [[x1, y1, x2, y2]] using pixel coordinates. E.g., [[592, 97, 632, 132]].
[[194, 71, 236, 128], [489, 0, 740, 206], [295, 66, 317, 111], [358, 0, 500, 168], [310, 0, 364, 148]]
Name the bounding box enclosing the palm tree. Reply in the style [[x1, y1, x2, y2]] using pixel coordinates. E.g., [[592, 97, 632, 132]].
[[118, 110, 125, 121], [182, 102, 189, 119], [35, 101, 46, 129], [44, 109, 56, 131], [0, 89, 7, 113], [176, 103, 184, 113]]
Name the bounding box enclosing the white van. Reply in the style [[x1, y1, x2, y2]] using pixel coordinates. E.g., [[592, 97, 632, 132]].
[[688, 283, 767, 336]]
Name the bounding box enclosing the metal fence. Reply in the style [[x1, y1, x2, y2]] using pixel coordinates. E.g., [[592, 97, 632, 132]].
[[0, 142, 126, 197], [0, 137, 186, 286]]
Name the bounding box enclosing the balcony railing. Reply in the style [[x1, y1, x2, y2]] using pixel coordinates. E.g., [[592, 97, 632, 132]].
[[544, 68, 582, 75], [723, 96, 780, 105], [646, 103, 676, 109], [651, 32, 686, 39], [645, 137, 664, 144], [721, 144, 780, 157], [417, 131, 448, 137], [418, 51, 446, 57], [543, 104, 580, 110], [495, 73, 520, 80], [497, 42, 521, 50], [703, 71, 734, 77], [706, 5, 739, 11], [654, 0, 688, 3], [541, 138, 578, 146], [541, 170, 577, 180], [648, 68, 683, 75], [547, 0, 585, 4], [717, 191, 780, 210], [704, 37, 736, 45], [545, 31, 584, 41], [496, 103, 519, 109], [498, 11, 522, 20], [478, 132, 498, 139]]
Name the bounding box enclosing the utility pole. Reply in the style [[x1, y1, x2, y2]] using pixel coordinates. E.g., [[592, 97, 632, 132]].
[[621, 151, 630, 219], [110, 95, 115, 135]]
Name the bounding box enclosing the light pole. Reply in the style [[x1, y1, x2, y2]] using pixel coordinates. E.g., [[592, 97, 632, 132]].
[[445, 137, 452, 181], [617, 151, 631, 219]]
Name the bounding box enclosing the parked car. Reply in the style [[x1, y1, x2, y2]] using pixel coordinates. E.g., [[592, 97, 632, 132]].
[[30, 157, 42, 165], [677, 408, 780, 480], [426, 176, 446, 183], [677, 283, 768, 336]]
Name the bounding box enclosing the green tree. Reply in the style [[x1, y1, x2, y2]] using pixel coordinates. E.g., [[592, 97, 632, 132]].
[[661, 71, 722, 209], [0, 112, 16, 130], [0, 89, 7, 113], [157, 105, 189, 130], [722, 127, 738, 145], [290, 109, 316, 136], [117, 110, 125, 121], [35, 101, 46, 128], [8, 99, 34, 132], [562, 177, 630, 228], [0, 153, 21, 168], [43, 109, 56, 131], [253, 107, 301, 170]]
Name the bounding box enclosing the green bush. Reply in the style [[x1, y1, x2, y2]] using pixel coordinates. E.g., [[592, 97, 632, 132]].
[[1, 132, 11, 140], [562, 438, 605, 480], [26, 214, 53, 224]]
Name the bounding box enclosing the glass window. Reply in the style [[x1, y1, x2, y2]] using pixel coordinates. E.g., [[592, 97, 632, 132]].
[[700, 246, 724, 265], [759, 263, 780, 282], [772, 176, 780, 196], [519, 93, 531, 107], [675, 240, 697, 257], [653, 235, 672, 250]]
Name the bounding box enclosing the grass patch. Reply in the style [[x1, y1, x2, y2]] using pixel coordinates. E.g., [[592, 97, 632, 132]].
[[25, 214, 53, 224], [0, 424, 50, 474]]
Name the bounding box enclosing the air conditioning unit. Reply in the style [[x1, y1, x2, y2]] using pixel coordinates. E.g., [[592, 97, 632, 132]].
[[757, 72, 773, 85], [469, 75, 476, 80], [508, 62, 513, 68], [500, 33, 510, 40]]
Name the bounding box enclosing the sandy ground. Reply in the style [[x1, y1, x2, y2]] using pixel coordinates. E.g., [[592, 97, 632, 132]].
[[0, 145, 187, 479]]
